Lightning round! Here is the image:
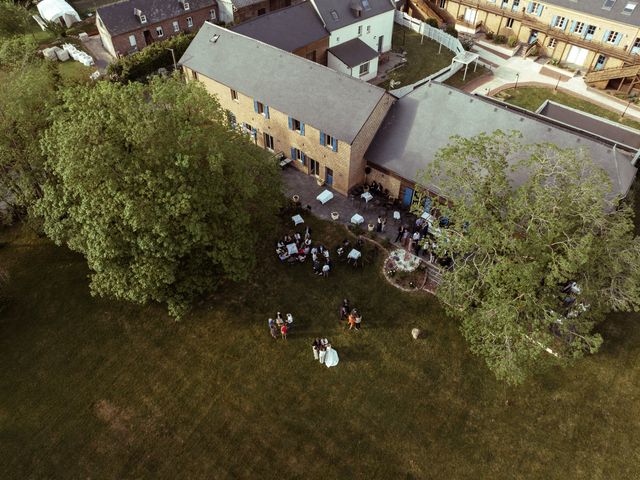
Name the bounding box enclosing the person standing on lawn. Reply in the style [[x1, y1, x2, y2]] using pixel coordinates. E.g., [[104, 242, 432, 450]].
[[280, 323, 288, 340], [395, 225, 405, 243], [312, 338, 321, 360], [339, 299, 350, 321]]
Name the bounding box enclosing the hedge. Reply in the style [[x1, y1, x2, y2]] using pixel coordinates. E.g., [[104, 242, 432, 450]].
[[108, 33, 196, 82]]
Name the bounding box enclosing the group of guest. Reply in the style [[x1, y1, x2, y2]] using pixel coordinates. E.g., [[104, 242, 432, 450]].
[[311, 245, 332, 277], [339, 298, 363, 330], [395, 217, 436, 261], [268, 312, 294, 339], [275, 228, 312, 263]]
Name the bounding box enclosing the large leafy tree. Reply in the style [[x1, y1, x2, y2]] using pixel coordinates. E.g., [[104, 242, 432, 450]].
[[0, 36, 59, 216], [36, 76, 282, 318], [417, 131, 640, 385]]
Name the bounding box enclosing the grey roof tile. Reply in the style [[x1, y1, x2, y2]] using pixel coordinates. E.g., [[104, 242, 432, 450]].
[[366, 82, 637, 198], [179, 22, 389, 143], [98, 0, 216, 36], [231, 2, 328, 52], [311, 0, 394, 31], [328, 37, 378, 67]]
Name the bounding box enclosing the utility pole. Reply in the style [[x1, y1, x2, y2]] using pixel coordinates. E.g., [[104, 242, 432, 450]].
[[167, 48, 177, 70], [514, 73, 519, 89]]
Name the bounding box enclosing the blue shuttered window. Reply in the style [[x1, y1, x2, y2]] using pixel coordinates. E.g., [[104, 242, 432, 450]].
[[526, 1, 533, 13], [290, 147, 296, 159], [550, 15, 557, 27], [319, 131, 326, 146], [253, 100, 259, 113], [569, 20, 576, 33], [264, 105, 270, 119], [288, 116, 293, 130], [603, 30, 611, 42], [300, 122, 305, 136], [535, 4, 543, 15], [331, 138, 338, 152]]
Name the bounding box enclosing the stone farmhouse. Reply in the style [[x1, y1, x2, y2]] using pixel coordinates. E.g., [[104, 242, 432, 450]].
[[217, 0, 300, 24], [96, 0, 218, 57], [180, 22, 395, 195], [428, 0, 640, 91]]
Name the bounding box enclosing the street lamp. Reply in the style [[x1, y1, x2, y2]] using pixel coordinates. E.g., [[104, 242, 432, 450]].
[[166, 48, 177, 71], [514, 73, 519, 89], [621, 95, 637, 118]]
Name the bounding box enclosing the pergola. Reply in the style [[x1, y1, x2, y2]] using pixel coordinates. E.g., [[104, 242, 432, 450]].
[[452, 51, 480, 81]]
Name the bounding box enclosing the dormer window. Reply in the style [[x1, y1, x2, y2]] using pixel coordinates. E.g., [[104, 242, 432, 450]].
[[184, 2, 190, 10], [623, 1, 637, 14], [602, 0, 616, 10], [134, 8, 147, 24], [362, 0, 371, 10]]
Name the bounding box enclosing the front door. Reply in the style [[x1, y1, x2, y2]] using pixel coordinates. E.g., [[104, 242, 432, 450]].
[[566, 45, 588, 66], [463, 8, 477, 23], [402, 187, 414, 207], [325, 167, 333, 186], [377, 35, 384, 53], [594, 54, 607, 71], [143, 29, 153, 46], [528, 30, 538, 44]]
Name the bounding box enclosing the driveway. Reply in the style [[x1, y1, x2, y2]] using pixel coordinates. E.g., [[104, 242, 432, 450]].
[[82, 35, 114, 72]]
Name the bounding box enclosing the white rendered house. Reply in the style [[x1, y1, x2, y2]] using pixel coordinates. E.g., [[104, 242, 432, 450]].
[[311, 0, 395, 80]]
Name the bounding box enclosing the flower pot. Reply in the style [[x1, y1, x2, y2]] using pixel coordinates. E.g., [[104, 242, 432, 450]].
[[368, 223, 375, 232], [292, 194, 300, 203], [316, 178, 324, 186], [331, 212, 340, 221]]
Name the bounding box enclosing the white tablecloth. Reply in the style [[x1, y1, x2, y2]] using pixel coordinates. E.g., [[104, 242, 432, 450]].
[[351, 214, 364, 225], [291, 214, 304, 225], [286, 243, 298, 255], [347, 249, 361, 260], [361, 192, 373, 203], [393, 211, 401, 220], [316, 189, 334, 204]]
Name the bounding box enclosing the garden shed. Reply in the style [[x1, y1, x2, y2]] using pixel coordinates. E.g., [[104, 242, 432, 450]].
[[37, 0, 81, 28]]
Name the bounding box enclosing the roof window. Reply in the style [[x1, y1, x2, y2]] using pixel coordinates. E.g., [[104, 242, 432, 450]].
[[330, 9, 339, 20], [602, 0, 616, 10], [623, 1, 637, 13], [362, 0, 371, 10]]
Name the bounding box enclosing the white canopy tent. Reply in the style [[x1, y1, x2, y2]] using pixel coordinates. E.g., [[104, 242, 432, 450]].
[[37, 0, 81, 28]]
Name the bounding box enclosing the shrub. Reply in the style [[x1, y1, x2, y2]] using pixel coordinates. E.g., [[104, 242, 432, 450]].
[[528, 46, 539, 57], [445, 25, 458, 38], [495, 34, 507, 44], [507, 35, 518, 47], [460, 37, 474, 51], [485, 31, 494, 40], [425, 18, 438, 28], [108, 33, 196, 83]]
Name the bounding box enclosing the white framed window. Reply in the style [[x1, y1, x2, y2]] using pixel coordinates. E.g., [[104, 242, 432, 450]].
[[548, 38, 557, 47], [606, 31, 620, 43], [291, 118, 301, 132], [505, 17, 514, 28], [553, 16, 567, 29], [139, 14, 147, 24], [184, 2, 190, 10], [156, 26, 164, 37], [186, 17, 193, 28], [623, 2, 637, 14], [173, 21, 179, 32], [574, 21, 584, 34], [358, 25, 362, 36], [230, 89, 238, 101], [210, 9, 216, 20], [264, 133, 274, 151], [359, 62, 369, 76], [325, 133, 335, 148], [586, 25, 596, 36], [366, 25, 371, 34], [439, 0, 446, 7]]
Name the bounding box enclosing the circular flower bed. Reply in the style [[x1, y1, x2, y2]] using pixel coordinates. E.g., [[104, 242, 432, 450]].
[[383, 249, 427, 291]]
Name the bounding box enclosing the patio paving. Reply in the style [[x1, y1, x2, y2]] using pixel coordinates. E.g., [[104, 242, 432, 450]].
[[82, 35, 114, 73], [281, 167, 416, 245]]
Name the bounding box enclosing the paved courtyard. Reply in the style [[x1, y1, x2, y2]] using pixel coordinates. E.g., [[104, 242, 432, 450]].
[[282, 167, 416, 245], [82, 35, 114, 72]]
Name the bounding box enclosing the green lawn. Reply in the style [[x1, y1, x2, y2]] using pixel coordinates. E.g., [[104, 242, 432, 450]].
[[499, 86, 640, 131], [57, 60, 94, 84], [381, 27, 455, 90], [1, 212, 640, 478]]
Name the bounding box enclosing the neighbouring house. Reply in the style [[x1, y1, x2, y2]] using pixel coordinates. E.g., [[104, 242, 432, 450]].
[[365, 82, 638, 207], [231, 1, 329, 64], [37, 0, 81, 28], [96, 0, 218, 57], [179, 22, 396, 194], [436, 0, 640, 91], [217, 0, 301, 24], [312, 0, 396, 79]]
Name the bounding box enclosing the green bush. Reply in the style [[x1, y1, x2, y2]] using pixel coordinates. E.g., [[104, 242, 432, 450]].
[[495, 34, 507, 44], [507, 35, 518, 47], [425, 18, 438, 28], [445, 25, 458, 38], [485, 31, 494, 40], [108, 33, 196, 82]]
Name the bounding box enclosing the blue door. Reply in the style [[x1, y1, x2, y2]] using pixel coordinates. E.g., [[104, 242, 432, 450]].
[[402, 187, 414, 207], [594, 54, 606, 71], [325, 167, 333, 186]]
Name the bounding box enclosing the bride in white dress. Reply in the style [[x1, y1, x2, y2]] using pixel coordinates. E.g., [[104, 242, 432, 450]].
[[324, 343, 339, 368]]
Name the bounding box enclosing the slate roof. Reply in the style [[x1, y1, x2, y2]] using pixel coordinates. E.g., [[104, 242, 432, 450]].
[[542, 0, 640, 28], [328, 37, 378, 67], [311, 0, 394, 31], [230, 0, 264, 9], [366, 82, 638, 198], [537, 100, 640, 150], [97, 0, 216, 36], [179, 22, 389, 143], [231, 2, 328, 52]]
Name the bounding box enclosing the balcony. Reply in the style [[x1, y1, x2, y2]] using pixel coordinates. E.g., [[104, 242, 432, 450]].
[[453, 0, 640, 65]]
